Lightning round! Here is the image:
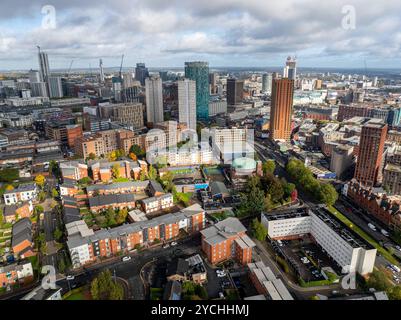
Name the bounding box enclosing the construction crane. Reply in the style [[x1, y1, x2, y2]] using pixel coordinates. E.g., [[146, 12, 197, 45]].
[[119, 54, 125, 79], [66, 60, 74, 77]]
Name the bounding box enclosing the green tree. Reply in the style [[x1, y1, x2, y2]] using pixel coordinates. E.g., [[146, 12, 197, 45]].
[[112, 163, 120, 179], [51, 188, 59, 199], [38, 190, 47, 202], [251, 218, 268, 241], [90, 269, 124, 300], [116, 208, 128, 225], [366, 269, 392, 292], [147, 165, 158, 180], [0, 168, 19, 182], [58, 257, 66, 274], [319, 183, 338, 206], [34, 205, 44, 214], [389, 286, 401, 300], [54, 228, 63, 241], [262, 160, 276, 176], [283, 182, 296, 198], [129, 144, 145, 158], [87, 153, 96, 161]]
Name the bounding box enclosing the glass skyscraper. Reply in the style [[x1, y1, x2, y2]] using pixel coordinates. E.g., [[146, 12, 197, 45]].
[[184, 61, 209, 121]]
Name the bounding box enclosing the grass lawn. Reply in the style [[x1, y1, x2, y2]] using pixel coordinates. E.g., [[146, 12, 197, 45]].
[[211, 210, 235, 221], [327, 205, 398, 265], [64, 286, 92, 300]]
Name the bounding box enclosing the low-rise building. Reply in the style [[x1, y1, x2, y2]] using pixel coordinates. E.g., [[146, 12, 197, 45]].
[[201, 217, 255, 265], [0, 261, 34, 288], [140, 193, 174, 214], [3, 201, 33, 223], [3, 184, 37, 205], [67, 204, 206, 268], [11, 218, 35, 259], [60, 161, 88, 181], [88, 193, 137, 212]]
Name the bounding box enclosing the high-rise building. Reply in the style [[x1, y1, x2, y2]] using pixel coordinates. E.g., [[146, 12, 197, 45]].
[[269, 79, 294, 141], [38, 49, 50, 97], [135, 63, 149, 86], [209, 72, 218, 94], [48, 77, 64, 98], [110, 103, 144, 129], [30, 82, 48, 97], [262, 73, 272, 93], [145, 75, 164, 125], [29, 70, 41, 83], [283, 56, 297, 80], [99, 59, 105, 83], [226, 78, 244, 105], [178, 79, 197, 132], [185, 61, 209, 121], [354, 119, 388, 187]]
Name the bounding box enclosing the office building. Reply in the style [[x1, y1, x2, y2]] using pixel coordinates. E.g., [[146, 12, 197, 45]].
[[354, 119, 387, 187], [178, 79, 197, 132], [269, 78, 294, 141], [145, 75, 164, 125], [185, 61, 209, 121], [226, 78, 244, 105], [283, 56, 297, 80], [262, 73, 272, 93], [135, 63, 149, 86]]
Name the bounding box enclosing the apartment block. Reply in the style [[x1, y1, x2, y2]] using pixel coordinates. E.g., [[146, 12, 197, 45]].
[[201, 217, 255, 265], [67, 204, 205, 268], [261, 207, 377, 275], [60, 161, 88, 181]]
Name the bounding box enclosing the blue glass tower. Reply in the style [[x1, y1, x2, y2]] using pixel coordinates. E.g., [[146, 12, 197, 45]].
[[184, 61, 209, 121]]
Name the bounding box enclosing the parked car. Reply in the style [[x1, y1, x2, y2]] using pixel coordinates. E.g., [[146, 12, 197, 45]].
[[171, 241, 178, 247], [66, 275, 75, 281], [163, 244, 170, 249], [122, 256, 131, 262]]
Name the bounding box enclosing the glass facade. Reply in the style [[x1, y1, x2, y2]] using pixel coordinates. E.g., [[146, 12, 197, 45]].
[[184, 61, 210, 121]]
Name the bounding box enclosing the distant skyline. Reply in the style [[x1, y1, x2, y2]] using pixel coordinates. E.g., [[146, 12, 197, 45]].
[[1, 0, 401, 70]]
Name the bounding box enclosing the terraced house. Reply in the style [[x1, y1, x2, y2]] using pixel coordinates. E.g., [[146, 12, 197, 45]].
[[3, 183, 37, 205], [67, 204, 206, 268]]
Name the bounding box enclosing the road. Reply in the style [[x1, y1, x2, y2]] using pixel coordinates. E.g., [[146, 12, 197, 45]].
[[55, 236, 201, 300], [253, 138, 399, 278]]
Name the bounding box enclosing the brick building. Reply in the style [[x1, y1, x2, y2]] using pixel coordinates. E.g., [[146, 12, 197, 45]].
[[201, 217, 255, 265]]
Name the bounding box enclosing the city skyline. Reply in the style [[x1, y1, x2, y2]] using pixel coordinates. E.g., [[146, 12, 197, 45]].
[[1, 0, 401, 70]]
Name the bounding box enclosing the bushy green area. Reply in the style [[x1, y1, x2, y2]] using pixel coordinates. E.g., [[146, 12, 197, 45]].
[[90, 270, 124, 300], [0, 168, 19, 183], [235, 174, 295, 218], [299, 272, 338, 288], [182, 281, 208, 300], [286, 159, 338, 206]]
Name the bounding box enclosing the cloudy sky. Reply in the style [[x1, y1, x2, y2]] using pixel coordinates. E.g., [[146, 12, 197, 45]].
[[1, 0, 401, 70]]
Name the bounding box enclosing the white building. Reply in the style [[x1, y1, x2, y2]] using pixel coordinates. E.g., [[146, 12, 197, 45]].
[[145, 75, 164, 124], [3, 184, 38, 205], [261, 207, 377, 275], [48, 77, 64, 98], [178, 79, 197, 132], [208, 101, 227, 116]]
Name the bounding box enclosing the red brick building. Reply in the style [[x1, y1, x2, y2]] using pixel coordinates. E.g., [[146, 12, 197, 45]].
[[354, 119, 387, 187], [201, 218, 255, 265], [346, 180, 401, 232]]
